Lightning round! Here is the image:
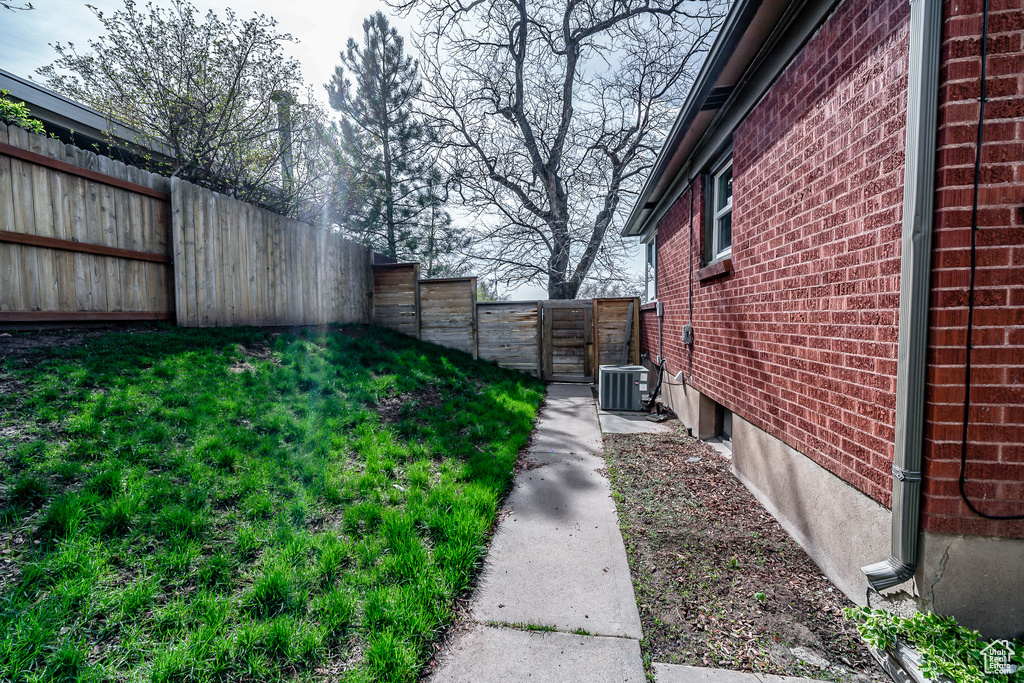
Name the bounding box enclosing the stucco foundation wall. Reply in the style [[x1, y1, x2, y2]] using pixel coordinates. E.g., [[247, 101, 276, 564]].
[[659, 373, 702, 438], [730, 414, 892, 605], [914, 531, 1024, 638]]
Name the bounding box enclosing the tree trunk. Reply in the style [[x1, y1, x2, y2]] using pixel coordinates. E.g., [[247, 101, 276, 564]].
[[382, 126, 397, 258]]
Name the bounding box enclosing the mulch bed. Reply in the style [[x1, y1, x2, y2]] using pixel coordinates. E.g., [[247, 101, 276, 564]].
[[604, 428, 887, 682]]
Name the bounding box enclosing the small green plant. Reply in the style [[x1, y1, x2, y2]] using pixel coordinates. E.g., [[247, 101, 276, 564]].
[[727, 555, 741, 569], [518, 622, 557, 633], [753, 592, 766, 603], [0, 89, 45, 135], [844, 606, 1024, 683], [9, 473, 49, 508], [488, 620, 558, 633]]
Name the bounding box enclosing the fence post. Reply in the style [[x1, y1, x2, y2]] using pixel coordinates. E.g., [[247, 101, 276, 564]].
[[470, 276, 478, 359], [414, 263, 422, 339]]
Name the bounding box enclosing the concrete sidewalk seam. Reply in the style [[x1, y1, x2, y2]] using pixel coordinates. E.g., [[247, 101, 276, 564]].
[[480, 619, 642, 641]]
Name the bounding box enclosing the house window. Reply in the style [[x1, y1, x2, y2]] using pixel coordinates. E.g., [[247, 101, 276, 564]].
[[709, 160, 732, 261], [645, 237, 657, 301]]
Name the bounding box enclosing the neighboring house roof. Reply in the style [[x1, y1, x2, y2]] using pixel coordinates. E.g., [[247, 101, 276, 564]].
[[621, 0, 842, 239], [0, 68, 175, 164]]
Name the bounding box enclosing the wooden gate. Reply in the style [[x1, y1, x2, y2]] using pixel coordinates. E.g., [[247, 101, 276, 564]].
[[541, 299, 595, 382]]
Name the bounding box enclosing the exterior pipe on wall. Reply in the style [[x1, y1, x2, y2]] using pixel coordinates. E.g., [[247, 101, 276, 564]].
[[861, 0, 943, 591]]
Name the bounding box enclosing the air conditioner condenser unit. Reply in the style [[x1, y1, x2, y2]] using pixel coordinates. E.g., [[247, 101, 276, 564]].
[[598, 365, 649, 411]]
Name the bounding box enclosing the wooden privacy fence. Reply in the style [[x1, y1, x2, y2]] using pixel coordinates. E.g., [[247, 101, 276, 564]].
[[0, 122, 374, 327], [170, 179, 371, 327], [372, 263, 639, 381], [0, 121, 174, 321], [478, 301, 542, 376]]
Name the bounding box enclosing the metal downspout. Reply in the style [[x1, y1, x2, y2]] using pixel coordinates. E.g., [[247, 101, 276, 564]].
[[861, 0, 942, 591]]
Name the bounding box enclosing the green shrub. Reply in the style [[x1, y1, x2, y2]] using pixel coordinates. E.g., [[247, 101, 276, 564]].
[[0, 89, 45, 135], [845, 606, 1023, 683]]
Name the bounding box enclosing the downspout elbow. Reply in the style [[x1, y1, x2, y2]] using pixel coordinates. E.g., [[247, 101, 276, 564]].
[[863, 556, 917, 591]]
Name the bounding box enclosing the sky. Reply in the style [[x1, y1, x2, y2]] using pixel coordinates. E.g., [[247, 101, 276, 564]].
[[1, 0, 406, 110], [1, 0, 645, 300]]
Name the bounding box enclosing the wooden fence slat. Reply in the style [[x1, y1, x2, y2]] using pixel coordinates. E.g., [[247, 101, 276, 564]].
[[81, 150, 108, 312], [67, 147, 92, 312], [96, 156, 121, 312], [46, 137, 76, 312], [170, 177, 187, 325], [231, 195, 245, 324], [28, 135, 61, 313], [212, 189, 228, 325], [129, 166, 147, 311], [10, 126, 40, 311], [186, 181, 201, 326], [0, 122, 19, 312], [135, 170, 157, 311], [251, 203, 260, 324], [114, 159, 138, 311]]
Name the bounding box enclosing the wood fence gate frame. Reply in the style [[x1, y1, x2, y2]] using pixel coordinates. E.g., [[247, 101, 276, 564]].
[[541, 299, 595, 383]]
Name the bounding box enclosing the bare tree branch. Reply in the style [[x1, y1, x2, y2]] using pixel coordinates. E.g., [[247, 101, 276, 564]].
[[398, 0, 725, 297]]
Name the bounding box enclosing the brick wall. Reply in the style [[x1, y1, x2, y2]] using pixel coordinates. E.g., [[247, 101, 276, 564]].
[[922, 0, 1024, 538], [639, 304, 659, 363], [650, 0, 910, 506]]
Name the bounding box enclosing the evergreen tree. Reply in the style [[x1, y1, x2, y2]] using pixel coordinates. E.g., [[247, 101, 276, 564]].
[[328, 12, 457, 263], [417, 169, 470, 277]]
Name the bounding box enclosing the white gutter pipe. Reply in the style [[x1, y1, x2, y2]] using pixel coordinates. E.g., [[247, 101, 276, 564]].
[[861, 0, 943, 591]]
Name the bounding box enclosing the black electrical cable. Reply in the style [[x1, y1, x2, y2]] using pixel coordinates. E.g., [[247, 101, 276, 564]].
[[687, 180, 695, 377], [957, 0, 1024, 521], [647, 359, 665, 409], [688, 182, 695, 327]]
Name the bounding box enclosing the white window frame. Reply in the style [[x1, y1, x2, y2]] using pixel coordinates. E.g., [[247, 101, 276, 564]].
[[646, 236, 656, 301], [711, 160, 733, 261]]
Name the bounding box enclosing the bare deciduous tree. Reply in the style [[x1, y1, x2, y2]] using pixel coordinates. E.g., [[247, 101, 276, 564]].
[[393, 0, 724, 298]]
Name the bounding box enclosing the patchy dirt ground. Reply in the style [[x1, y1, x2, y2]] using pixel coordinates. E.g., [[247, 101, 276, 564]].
[[604, 429, 886, 682]]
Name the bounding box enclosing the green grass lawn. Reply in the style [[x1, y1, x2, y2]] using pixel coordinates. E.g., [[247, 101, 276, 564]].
[[0, 325, 543, 682]]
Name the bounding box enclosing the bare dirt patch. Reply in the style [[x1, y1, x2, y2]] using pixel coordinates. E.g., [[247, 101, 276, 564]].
[[229, 341, 281, 373], [374, 386, 446, 423], [604, 429, 886, 682], [0, 375, 22, 396], [0, 326, 162, 363]]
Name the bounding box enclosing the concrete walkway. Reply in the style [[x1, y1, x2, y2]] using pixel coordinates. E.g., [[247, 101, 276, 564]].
[[430, 384, 645, 682], [429, 384, 828, 683]]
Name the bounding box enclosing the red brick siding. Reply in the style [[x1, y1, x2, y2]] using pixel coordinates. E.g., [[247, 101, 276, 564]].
[[648, 0, 910, 506], [653, 176, 704, 399], [922, 0, 1024, 538], [640, 305, 659, 363]]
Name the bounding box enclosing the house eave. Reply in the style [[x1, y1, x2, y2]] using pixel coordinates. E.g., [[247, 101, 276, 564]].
[[621, 0, 842, 239], [0, 68, 175, 162]]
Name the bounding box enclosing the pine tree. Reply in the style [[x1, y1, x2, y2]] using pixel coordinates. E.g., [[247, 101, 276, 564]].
[[327, 12, 456, 263]]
